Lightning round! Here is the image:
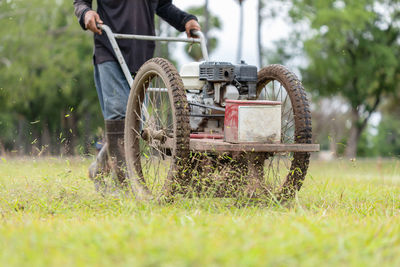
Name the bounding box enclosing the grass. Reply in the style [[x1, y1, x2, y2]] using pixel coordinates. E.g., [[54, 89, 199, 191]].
[[0, 156, 400, 266]]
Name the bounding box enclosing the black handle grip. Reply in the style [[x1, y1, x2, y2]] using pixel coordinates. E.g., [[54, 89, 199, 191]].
[[190, 29, 199, 37]]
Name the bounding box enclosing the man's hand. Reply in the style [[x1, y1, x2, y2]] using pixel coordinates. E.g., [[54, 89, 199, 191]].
[[84, 10, 103, 35], [185, 19, 201, 38]]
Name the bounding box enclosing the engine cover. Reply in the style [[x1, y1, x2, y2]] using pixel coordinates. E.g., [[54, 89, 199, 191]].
[[235, 61, 258, 99], [199, 61, 258, 99], [199, 62, 235, 82], [180, 62, 206, 90]]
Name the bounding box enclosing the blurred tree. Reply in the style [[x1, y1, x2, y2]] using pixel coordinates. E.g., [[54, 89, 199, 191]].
[[0, 0, 101, 155], [257, 0, 264, 68], [373, 115, 400, 157], [355, 126, 376, 157], [183, 5, 222, 61], [0, 86, 12, 154], [236, 0, 245, 63], [372, 90, 400, 157], [204, 0, 210, 51], [311, 98, 350, 156], [154, 16, 178, 66], [276, 0, 400, 158]]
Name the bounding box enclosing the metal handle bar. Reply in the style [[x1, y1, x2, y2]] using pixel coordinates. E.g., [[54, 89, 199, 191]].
[[98, 24, 209, 87]]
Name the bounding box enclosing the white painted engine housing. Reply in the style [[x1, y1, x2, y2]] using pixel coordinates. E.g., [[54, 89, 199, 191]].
[[180, 62, 205, 90]]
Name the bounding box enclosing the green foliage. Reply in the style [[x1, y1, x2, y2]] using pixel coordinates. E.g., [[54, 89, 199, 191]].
[[0, 0, 102, 154], [373, 115, 400, 157], [274, 0, 400, 157], [356, 126, 377, 157], [184, 5, 222, 61], [297, 0, 400, 107], [154, 16, 178, 66]]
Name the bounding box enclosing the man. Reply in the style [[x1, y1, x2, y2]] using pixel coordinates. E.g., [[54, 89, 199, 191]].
[[73, 0, 200, 190]]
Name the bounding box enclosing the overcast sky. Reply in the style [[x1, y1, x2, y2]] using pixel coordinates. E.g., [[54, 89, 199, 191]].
[[172, 0, 290, 68]]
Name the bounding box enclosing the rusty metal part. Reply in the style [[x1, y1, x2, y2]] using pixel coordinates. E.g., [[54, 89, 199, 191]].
[[190, 114, 225, 118], [141, 128, 167, 143], [188, 101, 226, 112], [190, 133, 224, 139], [190, 139, 319, 152]]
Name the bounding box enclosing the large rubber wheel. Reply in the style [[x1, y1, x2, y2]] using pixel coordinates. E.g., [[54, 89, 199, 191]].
[[255, 64, 312, 200], [124, 58, 190, 200]]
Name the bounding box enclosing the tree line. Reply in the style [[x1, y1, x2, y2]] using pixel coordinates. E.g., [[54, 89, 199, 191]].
[[0, 0, 101, 156], [263, 0, 400, 158]]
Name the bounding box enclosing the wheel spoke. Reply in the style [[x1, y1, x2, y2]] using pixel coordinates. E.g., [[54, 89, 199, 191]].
[[125, 59, 190, 198]]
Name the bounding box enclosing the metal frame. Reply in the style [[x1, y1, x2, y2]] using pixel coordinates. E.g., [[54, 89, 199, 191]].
[[99, 24, 209, 87], [190, 139, 320, 152]]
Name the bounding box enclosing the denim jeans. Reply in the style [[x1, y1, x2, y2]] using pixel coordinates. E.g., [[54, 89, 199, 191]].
[[94, 61, 131, 120]]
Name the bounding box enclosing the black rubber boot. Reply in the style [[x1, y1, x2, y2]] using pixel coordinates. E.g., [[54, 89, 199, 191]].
[[88, 142, 109, 192], [105, 119, 128, 187]]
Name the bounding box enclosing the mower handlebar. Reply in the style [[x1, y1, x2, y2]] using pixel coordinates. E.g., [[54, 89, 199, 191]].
[[95, 24, 209, 86]]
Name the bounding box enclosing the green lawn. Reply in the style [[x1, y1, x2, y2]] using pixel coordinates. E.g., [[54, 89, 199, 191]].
[[0, 157, 399, 266]]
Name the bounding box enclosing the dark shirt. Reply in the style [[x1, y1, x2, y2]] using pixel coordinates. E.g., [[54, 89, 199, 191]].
[[73, 0, 197, 74]]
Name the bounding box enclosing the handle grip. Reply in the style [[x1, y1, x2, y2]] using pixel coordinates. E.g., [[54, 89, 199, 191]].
[[190, 29, 200, 38]]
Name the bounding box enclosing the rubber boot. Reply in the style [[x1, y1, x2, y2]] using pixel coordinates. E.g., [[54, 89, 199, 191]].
[[88, 142, 109, 192], [105, 120, 128, 187]]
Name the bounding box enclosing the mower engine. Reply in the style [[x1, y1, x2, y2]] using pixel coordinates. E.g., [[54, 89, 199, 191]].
[[180, 61, 258, 132]]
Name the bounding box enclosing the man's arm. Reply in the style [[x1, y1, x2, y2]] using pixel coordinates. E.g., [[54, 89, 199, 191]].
[[73, 0, 92, 30], [156, 0, 200, 37], [73, 0, 102, 35]]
